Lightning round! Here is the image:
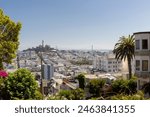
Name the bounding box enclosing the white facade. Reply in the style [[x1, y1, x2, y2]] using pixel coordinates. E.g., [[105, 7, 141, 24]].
[[93, 56, 101, 69], [93, 53, 122, 73], [134, 32, 150, 89], [101, 53, 122, 73]]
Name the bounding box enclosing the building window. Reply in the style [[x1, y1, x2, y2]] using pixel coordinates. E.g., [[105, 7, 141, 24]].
[[142, 60, 148, 71], [108, 61, 112, 64], [135, 40, 140, 50], [142, 39, 148, 49], [118, 61, 121, 64], [135, 60, 140, 71]]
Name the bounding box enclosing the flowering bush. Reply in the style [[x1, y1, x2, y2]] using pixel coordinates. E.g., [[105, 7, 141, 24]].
[[0, 70, 8, 99], [1, 68, 42, 100], [0, 70, 8, 78]]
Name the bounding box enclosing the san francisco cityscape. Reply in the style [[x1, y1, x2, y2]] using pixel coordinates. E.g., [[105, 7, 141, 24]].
[[0, 0, 150, 100]]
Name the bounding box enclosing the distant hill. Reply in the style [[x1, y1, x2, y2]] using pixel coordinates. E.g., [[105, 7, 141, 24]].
[[23, 45, 55, 52]]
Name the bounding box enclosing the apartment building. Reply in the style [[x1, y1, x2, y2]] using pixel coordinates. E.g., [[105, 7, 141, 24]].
[[101, 53, 122, 73], [42, 64, 54, 80], [134, 32, 150, 89], [93, 53, 122, 73], [93, 56, 101, 70]]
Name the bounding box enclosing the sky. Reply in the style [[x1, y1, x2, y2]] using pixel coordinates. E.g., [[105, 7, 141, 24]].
[[1, 0, 150, 50]]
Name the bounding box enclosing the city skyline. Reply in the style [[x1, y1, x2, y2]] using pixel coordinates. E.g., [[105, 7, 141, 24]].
[[1, 0, 150, 50]]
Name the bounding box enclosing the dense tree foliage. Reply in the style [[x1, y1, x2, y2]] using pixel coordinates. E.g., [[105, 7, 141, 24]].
[[87, 79, 106, 97], [48, 88, 85, 100], [111, 91, 144, 100], [0, 69, 42, 100], [142, 82, 150, 95], [70, 88, 85, 100], [113, 35, 134, 79], [75, 74, 85, 89], [112, 78, 137, 95], [0, 9, 22, 69], [58, 90, 73, 100]]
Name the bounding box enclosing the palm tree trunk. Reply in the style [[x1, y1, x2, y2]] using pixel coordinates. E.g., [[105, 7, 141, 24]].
[[127, 57, 132, 79]]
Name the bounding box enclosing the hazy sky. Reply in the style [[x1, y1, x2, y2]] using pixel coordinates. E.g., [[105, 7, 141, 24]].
[[1, 0, 150, 50]]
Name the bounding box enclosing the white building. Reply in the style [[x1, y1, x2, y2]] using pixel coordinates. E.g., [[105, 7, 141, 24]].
[[134, 32, 150, 89], [93, 56, 101, 70], [93, 53, 122, 73]]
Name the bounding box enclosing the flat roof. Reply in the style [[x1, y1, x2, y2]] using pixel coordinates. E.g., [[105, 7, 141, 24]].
[[133, 31, 150, 35]]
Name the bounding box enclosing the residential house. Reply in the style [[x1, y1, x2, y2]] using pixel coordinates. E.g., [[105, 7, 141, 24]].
[[134, 32, 150, 89]]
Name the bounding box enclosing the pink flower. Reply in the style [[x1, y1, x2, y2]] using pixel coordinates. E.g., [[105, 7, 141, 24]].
[[0, 70, 8, 78]]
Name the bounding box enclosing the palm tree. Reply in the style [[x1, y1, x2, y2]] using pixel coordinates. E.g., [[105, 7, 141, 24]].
[[113, 35, 135, 79]]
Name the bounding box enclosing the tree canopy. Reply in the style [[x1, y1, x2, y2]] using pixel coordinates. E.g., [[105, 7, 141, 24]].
[[88, 79, 106, 97], [112, 78, 137, 95], [0, 9, 22, 69], [0, 68, 42, 100], [75, 74, 85, 89]]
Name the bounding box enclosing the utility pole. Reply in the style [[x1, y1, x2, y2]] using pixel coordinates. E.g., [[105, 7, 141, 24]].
[[41, 40, 44, 98]]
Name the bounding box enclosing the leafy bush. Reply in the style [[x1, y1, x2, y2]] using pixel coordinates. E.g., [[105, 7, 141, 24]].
[[75, 74, 85, 89], [142, 82, 150, 95], [47, 95, 66, 100], [111, 91, 144, 100], [87, 79, 106, 97], [58, 90, 73, 100], [112, 78, 137, 95], [128, 78, 137, 94], [0, 68, 42, 100], [70, 88, 85, 100], [48, 88, 85, 100], [0, 70, 8, 77]]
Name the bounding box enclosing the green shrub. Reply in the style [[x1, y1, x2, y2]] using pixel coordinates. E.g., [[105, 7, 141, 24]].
[[58, 90, 73, 100], [111, 91, 144, 100], [71, 88, 85, 100], [87, 79, 106, 97], [75, 74, 85, 89], [48, 88, 85, 100], [112, 78, 137, 95], [1, 68, 42, 100]]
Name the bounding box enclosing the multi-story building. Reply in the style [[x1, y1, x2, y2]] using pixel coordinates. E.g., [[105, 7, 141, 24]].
[[93, 56, 101, 70], [93, 52, 122, 73], [134, 32, 150, 89], [42, 64, 54, 80], [101, 53, 122, 73]]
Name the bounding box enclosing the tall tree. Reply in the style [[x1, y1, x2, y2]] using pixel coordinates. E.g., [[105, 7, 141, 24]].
[[0, 9, 22, 69], [113, 35, 134, 79], [76, 74, 85, 89]]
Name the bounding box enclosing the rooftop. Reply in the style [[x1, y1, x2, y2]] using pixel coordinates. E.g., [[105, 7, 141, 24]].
[[133, 31, 150, 35]]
